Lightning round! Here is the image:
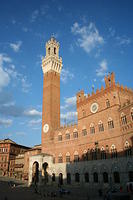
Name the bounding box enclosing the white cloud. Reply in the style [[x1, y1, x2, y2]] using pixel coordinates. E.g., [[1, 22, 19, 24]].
[[61, 95, 77, 125], [22, 27, 28, 32], [0, 54, 11, 90], [24, 109, 42, 117], [116, 36, 131, 46], [21, 77, 32, 93], [61, 96, 76, 110], [0, 54, 12, 65], [96, 59, 108, 77], [58, 6, 62, 12], [108, 27, 116, 37], [71, 22, 104, 53], [15, 131, 26, 136], [0, 66, 10, 90], [3, 59, 31, 93], [61, 68, 74, 83], [61, 111, 77, 122], [28, 118, 42, 126], [69, 44, 74, 53], [0, 118, 12, 127], [11, 19, 16, 25], [30, 10, 39, 22], [10, 41, 22, 52]]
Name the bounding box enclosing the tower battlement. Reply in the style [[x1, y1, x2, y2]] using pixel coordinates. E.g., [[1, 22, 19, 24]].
[[76, 72, 133, 106], [42, 37, 62, 74]]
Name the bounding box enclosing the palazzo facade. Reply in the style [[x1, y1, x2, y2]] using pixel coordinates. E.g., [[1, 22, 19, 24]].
[[28, 37, 133, 189]]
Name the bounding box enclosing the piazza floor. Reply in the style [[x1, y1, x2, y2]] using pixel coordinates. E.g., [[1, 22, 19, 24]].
[[0, 176, 102, 200], [0, 176, 132, 200]]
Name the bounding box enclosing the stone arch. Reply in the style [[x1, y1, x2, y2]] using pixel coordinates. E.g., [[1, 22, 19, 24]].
[[82, 125, 86, 130], [58, 153, 63, 163], [42, 162, 49, 183], [58, 173, 63, 185], [98, 120, 103, 124], [111, 144, 116, 150], [83, 149, 87, 154], [125, 140, 130, 148], [74, 151, 79, 161], [66, 152, 70, 156], [65, 130, 70, 139], [108, 117, 113, 121], [58, 132, 62, 141], [101, 146, 105, 151], [66, 152, 70, 162], [90, 123, 94, 127], [32, 161, 39, 183], [121, 112, 125, 117], [73, 128, 78, 132], [74, 151, 79, 155]]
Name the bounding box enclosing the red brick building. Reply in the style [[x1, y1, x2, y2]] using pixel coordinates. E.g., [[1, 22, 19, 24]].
[[28, 37, 133, 188], [0, 138, 30, 176]]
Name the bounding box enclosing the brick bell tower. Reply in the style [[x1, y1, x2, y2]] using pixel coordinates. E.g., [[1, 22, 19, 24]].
[[41, 37, 62, 152]]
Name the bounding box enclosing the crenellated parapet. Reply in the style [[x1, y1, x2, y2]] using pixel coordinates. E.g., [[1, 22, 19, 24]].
[[116, 83, 133, 94], [76, 72, 133, 107], [76, 85, 106, 106], [104, 72, 115, 88], [56, 123, 78, 132]]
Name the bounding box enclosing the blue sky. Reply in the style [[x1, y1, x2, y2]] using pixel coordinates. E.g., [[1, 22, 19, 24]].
[[0, 0, 133, 147]]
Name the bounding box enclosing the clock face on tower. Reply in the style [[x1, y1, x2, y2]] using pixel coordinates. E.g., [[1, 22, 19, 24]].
[[43, 124, 49, 133], [90, 103, 98, 113]]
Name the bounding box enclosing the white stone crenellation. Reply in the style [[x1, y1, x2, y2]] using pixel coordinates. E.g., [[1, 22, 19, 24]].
[[42, 56, 62, 74]]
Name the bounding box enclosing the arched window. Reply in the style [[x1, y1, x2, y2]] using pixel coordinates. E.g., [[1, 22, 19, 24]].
[[129, 171, 133, 182], [32, 162, 39, 183], [93, 172, 98, 183], [98, 121, 104, 132], [108, 117, 114, 129], [101, 147, 106, 159], [103, 172, 108, 183], [113, 171, 120, 183], [90, 123, 95, 134], [74, 151, 79, 162], [67, 173, 71, 184], [82, 126, 87, 136], [111, 145, 117, 158], [84, 172, 89, 183], [48, 47, 50, 55], [91, 148, 97, 160], [106, 99, 110, 108], [58, 153, 63, 163], [65, 131, 70, 140], [121, 112, 127, 125], [75, 173, 80, 182], [125, 141, 132, 156], [59, 173, 63, 185], [53, 154, 55, 163], [58, 133, 62, 141], [82, 109, 86, 117], [82, 150, 88, 161], [66, 152, 70, 163], [54, 47, 56, 54], [52, 173, 55, 182], [131, 108, 133, 121], [73, 129, 78, 138]]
